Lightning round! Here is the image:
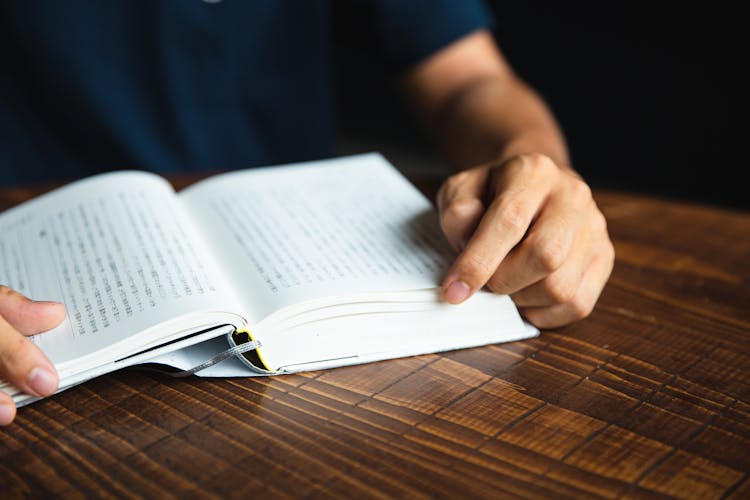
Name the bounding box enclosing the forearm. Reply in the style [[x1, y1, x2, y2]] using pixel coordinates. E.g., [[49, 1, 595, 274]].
[[401, 30, 570, 172], [432, 75, 570, 171]]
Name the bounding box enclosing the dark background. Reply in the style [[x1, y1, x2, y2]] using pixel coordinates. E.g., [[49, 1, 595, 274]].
[[335, 3, 748, 211]]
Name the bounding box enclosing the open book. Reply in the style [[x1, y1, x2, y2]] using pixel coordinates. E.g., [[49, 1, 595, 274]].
[[0, 153, 537, 407]]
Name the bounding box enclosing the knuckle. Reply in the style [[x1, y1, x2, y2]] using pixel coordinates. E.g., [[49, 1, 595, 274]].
[[444, 198, 482, 221], [603, 237, 615, 262], [507, 155, 534, 178], [440, 200, 480, 241], [498, 200, 529, 235], [524, 153, 557, 176], [532, 236, 568, 273], [591, 210, 608, 233], [543, 274, 576, 304], [569, 178, 593, 206], [590, 212, 615, 263], [439, 177, 458, 198], [450, 170, 474, 185], [442, 171, 472, 196], [568, 295, 595, 321]]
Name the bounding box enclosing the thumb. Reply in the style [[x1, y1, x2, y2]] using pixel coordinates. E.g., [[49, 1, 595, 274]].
[[0, 286, 66, 335], [0, 286, 64, 425], [437, 167, 489, 251], [0, 313, 59, 402]]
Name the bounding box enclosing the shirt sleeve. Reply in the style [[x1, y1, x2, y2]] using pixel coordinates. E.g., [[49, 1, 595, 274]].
[[334, 0, 494, 74]]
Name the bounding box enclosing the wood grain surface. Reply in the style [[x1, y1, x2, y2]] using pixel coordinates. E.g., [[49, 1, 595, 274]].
[[1, 178, 748, 499]]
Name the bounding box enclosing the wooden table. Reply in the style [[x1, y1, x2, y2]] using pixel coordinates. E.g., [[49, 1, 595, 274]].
[[1, 178, 748, 499]]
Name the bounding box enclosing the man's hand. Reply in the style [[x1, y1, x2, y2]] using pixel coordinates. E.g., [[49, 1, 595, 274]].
[[401, 30, 614, 326], [0, 285, 65, 425], [438, 154, 614, 328]]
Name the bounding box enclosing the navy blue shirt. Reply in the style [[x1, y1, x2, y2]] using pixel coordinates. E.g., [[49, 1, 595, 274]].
[[0, 1, 491, 185]]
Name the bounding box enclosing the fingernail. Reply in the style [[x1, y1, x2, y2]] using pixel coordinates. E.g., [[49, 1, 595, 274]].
[[28, 367, 57, 396], [0, 403, 15, 425], [444, 280, 471, 303]]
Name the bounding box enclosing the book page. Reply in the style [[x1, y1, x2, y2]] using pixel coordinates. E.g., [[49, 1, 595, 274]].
[[179, 154, 455, 321], [258, 294, 537, 373], [0, 172, 241, 371]]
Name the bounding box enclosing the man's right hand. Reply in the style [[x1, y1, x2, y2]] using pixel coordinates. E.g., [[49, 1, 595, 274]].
[[0, 285, 66, 425]]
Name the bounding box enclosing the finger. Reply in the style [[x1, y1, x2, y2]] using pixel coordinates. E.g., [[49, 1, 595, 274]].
[[509, 201, 600, 306], [511, 206, 607, 306], [0, 390, 16, 426], [0, 285, 66, 335], [442, 155, 558, 303], [510, 234, 590, 308], [518, 241, 615, 328], [437, 167, 489, 251], [0, 314, 59, 398], [486, 178, 593, 296]]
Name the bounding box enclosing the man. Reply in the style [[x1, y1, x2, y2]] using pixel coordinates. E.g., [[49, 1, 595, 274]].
[[0, 1, 614, 424]]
